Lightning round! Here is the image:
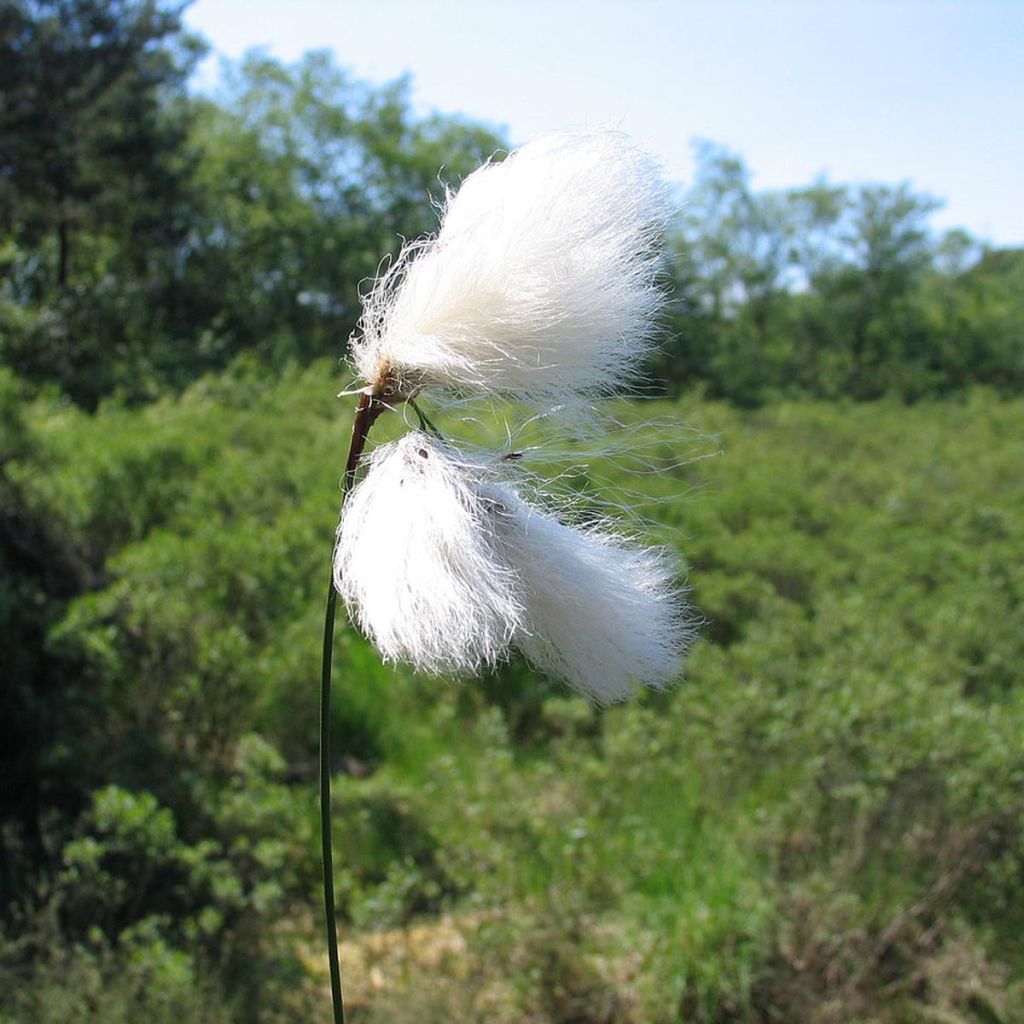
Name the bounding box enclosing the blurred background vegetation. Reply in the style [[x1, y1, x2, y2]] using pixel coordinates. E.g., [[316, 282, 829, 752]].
[[1, 2, 1022, 1022]]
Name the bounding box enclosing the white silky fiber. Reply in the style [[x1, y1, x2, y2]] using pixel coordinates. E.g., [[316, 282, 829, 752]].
[[334, 433, 692, 703], [495, 497, 692, 705], [333, 433, 524, 676], [351, 131, 671, 405]]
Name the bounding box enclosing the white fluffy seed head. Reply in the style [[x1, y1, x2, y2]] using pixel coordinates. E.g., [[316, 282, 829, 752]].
[[333, 433, 524, 675], [493, 499, 693, 705], [334, 432, 692, 702], [351, 131, 672, 404]]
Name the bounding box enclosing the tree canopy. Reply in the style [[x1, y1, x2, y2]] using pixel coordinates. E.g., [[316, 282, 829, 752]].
[[3, 7, 1021, 409], [656, 141, 1023, 404]]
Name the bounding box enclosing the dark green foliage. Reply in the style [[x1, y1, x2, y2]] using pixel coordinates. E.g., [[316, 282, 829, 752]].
[[1, 738, 316, 1023], [653, 142, 1024, 405], [1, 929, 233, 1024], [0, 0, 202, 284], [0, 0, 206, 407], [1, 18, 503, 407], [2, 368, 1023, 1020], [4, 11, 1021, 412]]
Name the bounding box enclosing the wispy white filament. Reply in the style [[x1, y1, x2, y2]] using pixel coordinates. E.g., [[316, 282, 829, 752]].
[[351, 131, 671, 404], [334, 433, 691, 703]]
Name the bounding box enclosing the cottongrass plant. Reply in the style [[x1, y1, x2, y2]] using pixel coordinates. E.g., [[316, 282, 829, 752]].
[[321, 130, 694, 1023]]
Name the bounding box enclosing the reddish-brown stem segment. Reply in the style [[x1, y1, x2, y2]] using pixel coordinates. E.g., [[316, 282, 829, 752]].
[[344, 391, 387, 487]]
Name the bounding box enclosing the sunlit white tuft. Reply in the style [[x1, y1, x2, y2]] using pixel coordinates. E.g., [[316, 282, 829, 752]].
[[334, 433, 691, 703], [493, 497, 691, 705], [333, 433, 523, 675], [351, 131, 671, 404]]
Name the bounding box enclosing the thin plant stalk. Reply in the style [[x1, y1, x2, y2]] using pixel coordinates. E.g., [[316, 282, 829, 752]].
[[320, 390, 386, 1024], [319, 583, 343, 1024]]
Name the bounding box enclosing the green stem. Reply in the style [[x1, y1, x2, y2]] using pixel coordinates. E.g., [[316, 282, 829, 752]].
[[319, 582, 344, 1024], [408, 396, 444, 440], [320, 390, 385, 1024]]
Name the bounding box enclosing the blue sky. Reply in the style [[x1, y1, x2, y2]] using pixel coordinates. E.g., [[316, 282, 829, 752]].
[[185, 0, 1024, 246]]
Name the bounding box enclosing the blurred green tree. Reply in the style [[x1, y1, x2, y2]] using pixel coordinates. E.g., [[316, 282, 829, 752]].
[[0, 0, 203, 405], [0, 33, 504, 406], [175, 51, 502, 373], [0, 0, 203, 289]]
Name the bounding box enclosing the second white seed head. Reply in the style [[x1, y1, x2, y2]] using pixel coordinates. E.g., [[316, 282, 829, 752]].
[[334, 433, 692, 704]]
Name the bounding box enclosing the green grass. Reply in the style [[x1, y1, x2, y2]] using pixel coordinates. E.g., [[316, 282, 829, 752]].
[[5, 363, 1024, 1021]]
